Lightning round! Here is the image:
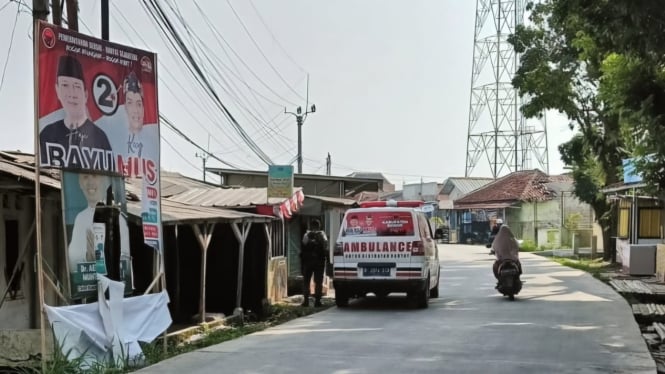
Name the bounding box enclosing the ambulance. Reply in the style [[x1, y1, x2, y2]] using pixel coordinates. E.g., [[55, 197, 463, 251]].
[[332, 200, 440, 308]]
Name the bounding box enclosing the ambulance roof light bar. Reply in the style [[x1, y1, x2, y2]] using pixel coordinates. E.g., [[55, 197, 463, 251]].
[[359, 200, 425, 208]]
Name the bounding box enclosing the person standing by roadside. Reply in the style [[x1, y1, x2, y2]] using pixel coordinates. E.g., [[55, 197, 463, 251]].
[[300, 219, 329, 307]]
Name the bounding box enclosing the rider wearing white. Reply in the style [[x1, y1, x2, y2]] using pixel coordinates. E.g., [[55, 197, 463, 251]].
[[492, 225, 522, 279]]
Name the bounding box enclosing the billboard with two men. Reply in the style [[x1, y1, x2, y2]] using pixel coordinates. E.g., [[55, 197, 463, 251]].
[[37, 21, 162, 299]]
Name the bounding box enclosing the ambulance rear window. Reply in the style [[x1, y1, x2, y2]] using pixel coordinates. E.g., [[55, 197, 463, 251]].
[[342, 211, 414, 237]]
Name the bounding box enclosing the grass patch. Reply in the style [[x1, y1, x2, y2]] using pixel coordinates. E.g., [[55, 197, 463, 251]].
[[519, 240, 538, 252], [21, 301, 333, 373], [551, 257, 621, 280]]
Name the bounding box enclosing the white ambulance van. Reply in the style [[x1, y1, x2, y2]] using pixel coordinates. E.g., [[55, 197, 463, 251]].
[[332, 200, 440, 308]]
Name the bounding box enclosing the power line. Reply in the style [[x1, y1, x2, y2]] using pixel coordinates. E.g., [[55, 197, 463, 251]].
[[0, 2, 20, 94], [0, 0, 14, 14], [172, 15, 294, 155], [160, 1, 290, 161], [141, 0, 274, 165], [110, 4, 251, 160], [161, 134, 204, 173], [248, 0, 307, 74], [194, 1, 300, 108], [225, 0, 306, 102], [91, 5, 257, 167], [141, 1, 261, 161], [160, 114, 241, 168]]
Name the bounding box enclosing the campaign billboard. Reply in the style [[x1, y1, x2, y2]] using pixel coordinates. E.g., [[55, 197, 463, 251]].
[[37, 21, 163, 268]]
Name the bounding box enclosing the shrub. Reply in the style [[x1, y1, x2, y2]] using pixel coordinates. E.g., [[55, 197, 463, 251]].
[[520, 240, 538, 252]]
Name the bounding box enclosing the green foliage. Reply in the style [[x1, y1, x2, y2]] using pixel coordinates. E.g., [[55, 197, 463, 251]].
[[520, 240, 538, 252], [552, 257, 621, 280], [563, 213, 583, 231], [506, 0, 665, 260]]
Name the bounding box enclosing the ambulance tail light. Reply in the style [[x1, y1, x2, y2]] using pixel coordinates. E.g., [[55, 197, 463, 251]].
[[334, 242, 344, 256], [412, 241, 425, 256]]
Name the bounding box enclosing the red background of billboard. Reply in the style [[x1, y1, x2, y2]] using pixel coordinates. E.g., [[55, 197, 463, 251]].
[[38, 22, 158, 125]]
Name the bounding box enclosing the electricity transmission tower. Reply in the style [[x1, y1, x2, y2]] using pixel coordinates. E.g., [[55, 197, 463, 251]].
[[465, 0, 549, 178]]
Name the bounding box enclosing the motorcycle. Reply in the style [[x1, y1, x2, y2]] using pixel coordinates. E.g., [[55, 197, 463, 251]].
[[496, 259, 522, 301]]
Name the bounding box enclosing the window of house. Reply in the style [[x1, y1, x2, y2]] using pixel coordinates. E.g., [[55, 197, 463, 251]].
[[618, 207, 630, 238], [639, 208, 661, 239]]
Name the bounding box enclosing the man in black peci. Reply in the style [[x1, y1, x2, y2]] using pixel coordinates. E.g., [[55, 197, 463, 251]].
[[40, 55, 113, 171], [300, 219, 329, 307]]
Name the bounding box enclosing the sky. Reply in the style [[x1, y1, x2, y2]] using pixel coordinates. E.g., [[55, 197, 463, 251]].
[[0, 0, 574, 189]]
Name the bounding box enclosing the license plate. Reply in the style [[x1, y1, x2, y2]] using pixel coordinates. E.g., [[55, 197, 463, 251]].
[[362, 267, 391, 277]]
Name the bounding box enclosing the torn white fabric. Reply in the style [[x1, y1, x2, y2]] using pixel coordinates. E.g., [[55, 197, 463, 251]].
[[44, 278, 171, 368]]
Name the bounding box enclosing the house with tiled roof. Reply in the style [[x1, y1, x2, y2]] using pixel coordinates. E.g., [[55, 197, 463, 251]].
[[452, 170, 596, 249]]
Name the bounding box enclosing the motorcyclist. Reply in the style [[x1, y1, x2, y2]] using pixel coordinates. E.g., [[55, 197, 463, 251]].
[[492, 225, 522, 281]]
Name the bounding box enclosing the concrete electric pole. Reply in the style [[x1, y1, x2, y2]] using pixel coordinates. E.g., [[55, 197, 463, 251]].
[[285, 74, 315, 174], [285, 104, 316, 174]]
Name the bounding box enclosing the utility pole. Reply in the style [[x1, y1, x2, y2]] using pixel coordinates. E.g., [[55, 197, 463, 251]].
[[52, 0, 62, 25], [195, 134, 211, 182], [65, 0, 78, 31], [32, 1, 48, 371], [101, 0, 109, 40], [285, 105, 316, 174], [285, 74, 316, 174], [326, 153, 331, 176]]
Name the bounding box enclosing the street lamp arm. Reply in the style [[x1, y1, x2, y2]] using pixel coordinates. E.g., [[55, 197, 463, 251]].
[[284, 108, 300, 117]]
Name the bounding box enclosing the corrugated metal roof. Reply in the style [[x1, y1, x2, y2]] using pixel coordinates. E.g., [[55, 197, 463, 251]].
[[442, 177, 494, 195], [166, 187, 296, 207], [126, 199, 273, 225], [123, 171, 218, 198], [0, 161, 61, 189], [347, 172, 392, 184], [307, 195, 358, 206]]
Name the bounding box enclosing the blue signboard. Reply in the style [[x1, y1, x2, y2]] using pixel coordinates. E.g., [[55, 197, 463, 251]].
[[623, 158, 643, 184]]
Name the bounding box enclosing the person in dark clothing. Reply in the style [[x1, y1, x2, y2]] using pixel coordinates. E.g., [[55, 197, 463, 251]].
[[40, 55, 114, 171], [487, 218, 503, 255], [301, 219, 329, 307]]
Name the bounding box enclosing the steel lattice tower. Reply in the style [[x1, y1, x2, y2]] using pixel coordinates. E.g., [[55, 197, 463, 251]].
[[465, 0, 549, 178]]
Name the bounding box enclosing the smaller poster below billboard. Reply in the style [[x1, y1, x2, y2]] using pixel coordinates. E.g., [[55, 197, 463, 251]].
[[62, 171, 133, 300], [268, 165, 294, 199]]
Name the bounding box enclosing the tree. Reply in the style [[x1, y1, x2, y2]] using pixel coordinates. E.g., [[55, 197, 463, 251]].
[[578, 1, 665, 192], [509, 0, 625, 261]]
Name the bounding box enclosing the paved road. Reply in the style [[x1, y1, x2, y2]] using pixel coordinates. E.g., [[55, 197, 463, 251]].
[[137, 244, 655, 374]]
